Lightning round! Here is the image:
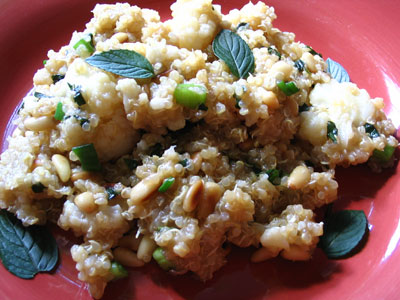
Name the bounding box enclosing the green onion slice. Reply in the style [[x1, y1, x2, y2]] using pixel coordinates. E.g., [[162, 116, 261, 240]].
[[54, 102, 65, 121], [373, 145, 396, 163], [364, 123, 379, 139], [265, 169, 281, 185], [152, 247, 173, 271], [72, 143, 101, 172], [327, 121, 338, 143], [174, 83, 207, 109], [73, 34, 95, 55], [277, 81, 300, 96], [158, 177, 175, 193], [110, 261, 128, 280]]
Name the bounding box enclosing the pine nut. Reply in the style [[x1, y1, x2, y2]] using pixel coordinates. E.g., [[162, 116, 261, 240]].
[[281, 245, 311, 261], [262, 91, 279, 110], [191, 152, 202, 174], [260, 227, 290, 249], [287, 165, 311, 190], [129, 173, 162, 205], [250, 247, 279, 263], [270, 61, 293, 81], [137, 235, 157, 263], [197, 182, 223, 219], [71, 170, 91, 181], [118, 235, 142, 251], [24, 116, 55, 131], [183, 180, 203, 212], [113, 247, 145, 267], [301, 52, 317, 73], [52, 154, 71, 182], [74, 191, 98, 213]]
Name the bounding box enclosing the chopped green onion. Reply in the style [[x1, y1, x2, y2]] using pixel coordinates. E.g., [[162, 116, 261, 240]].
[[198, 103, 208, 111], [54, 102, 65, 121], [306, 45, 322, 57], [268, 46, 281, 60], [265, 169, 281, 185], [68, 84, 86, 106], [43, 60, 48, 66], [327, 121, 338, 143], [158, 177, 175, 193], [31, 182, 45, 193], [73, 34, 95, 57], [372, 145, 396, 163], [299, 103, 310, 112], [152, 247, 173, 271], [174, 83, 207, 109], [52, 74, 65, 84], [294, 59, 305, 72], [110, 261, 128, 280], [106, 187, 119, 200], [179, 159, 189, 167], [236, 22, 250, 31], [156, 226, 173, 232], [277, 81, 300, 96], [33, 92, 51, 99], [364, 123, 380, 139], [72, 143, 102, 172], [124, 158, 139, 170]]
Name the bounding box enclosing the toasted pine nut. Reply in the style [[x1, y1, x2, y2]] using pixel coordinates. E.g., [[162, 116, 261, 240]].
[[260, 227, 290, 249], [281, 245, 311, 261], [262, 91, 279, 110], [270, 61, 293, 81], [52, 154, 71, 182], [71, 170, 91, 181], [301, 52, 317, 73], [197, 182, 223, 219], [191, 152, 202, 174], [251, 247, 279, 263], [137, 235, 157, 263], [24, 116, 55, 131], [112, 32, 128, 43], [129, 173, 162, 205], [287, 165, 311, 190], [118, 235, 142, 251], [113, 247, 145, 267], [183, 180, 203, 212], [74, 192, 97, 213]]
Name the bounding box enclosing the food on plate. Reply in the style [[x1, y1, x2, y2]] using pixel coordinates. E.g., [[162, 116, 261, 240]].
[[0, 0, 398, 298]]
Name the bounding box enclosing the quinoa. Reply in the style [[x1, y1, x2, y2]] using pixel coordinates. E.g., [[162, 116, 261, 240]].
[[0, 0, 397, 298]]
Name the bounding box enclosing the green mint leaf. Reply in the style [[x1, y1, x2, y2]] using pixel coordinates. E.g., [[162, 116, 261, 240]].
[[33, 92, 51, 99], [319, 210, 368, 259], [212, 29, 255, 79], [268, 46, 281, 60], [299, 103, 310, 112], [294, 59, 305, 72], [85, 49, 155, 79], [326, 58, 350, 83], [306, 45, 322, 57], [327, 121, 338, 143], [265, 169, 281, 185], [0, 210, 58, 278], [236, 22, 250, 31], [106, 187, 119, 200], [51, 74, 65, 84], [364, 123, 380, 139]]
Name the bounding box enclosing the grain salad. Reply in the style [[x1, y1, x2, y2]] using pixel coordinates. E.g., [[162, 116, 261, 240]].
[[0, 0, 398, 298]]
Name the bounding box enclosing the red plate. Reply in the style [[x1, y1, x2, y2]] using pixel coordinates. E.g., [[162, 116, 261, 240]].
[[0, 0, 399, 299]]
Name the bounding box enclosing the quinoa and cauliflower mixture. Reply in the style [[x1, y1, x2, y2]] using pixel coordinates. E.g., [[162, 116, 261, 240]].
[[0, 0, 398, 298]]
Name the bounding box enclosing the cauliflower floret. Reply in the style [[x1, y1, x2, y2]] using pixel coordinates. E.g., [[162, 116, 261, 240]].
[[253, 204, 323, 262]]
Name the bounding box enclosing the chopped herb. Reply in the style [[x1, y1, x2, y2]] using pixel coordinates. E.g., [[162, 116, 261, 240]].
[[106, 187, 119, 200], [294, 59, 305, 71], [123, 158, 139, 170], [179, 159, 189, 167], [265, 169, 281, 185], [68, 84, 86, 106], [327, 121, 338, 143], [158, 177, 175, 193], [72, 143, 102, 172], [149, 143, 163, 157], [85, 49, 155, 79], [152, 247, 173, 271], [54, 102, 65, 121], [174, 83, 207, 109], [364, 123, 379, 139], [372, 145, 396, 163], [277, 81, 300, 96], [212, 29, 255, 79], [319, 209, 368, 259], [326, 58, 350, 83], [268, 46, 281, 60], [31, 182, 45, 193], [236, 22, 250, 31], [43, 60, 48, 66], [299, 103, 310, 112], [198, 103, 208, 111], [33, 92, 51, 99], [110, 261, 128, 280], [51, 74, 65, 84], [0, 210, 58, 279], [73, 33, 95, 57], [306, 45, 322, 57]]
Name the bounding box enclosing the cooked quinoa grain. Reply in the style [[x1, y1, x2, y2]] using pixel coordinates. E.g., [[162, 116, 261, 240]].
[[0, 0, 397, 298]]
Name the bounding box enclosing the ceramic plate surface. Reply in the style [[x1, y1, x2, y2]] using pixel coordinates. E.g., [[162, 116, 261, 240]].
[[0, 0, 399, 299]]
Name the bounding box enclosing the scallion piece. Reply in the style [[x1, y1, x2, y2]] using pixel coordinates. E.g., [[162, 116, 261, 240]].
[[72, 143, 101, 172], [52, 74, 65, 84], [73, 34, 95, 57], [277, 81, 300, 96], [110, 261, 128, 280], [364, 123, 380, 139], [268, 46, 281, 60], [372, 145, 396, 163], [54, 102, 65, 121], [43, 60, 48, 66], [174, 83, 207, 109], [68, 84, 86, 106], [106, 187, 119, 200], [294, 59, 305, 72], [158, 177, 175, 193], [265, 169, 281, 185], [179, 159, 189, 167], [152, 247, 173, 271], [327, 121, 338, 143]]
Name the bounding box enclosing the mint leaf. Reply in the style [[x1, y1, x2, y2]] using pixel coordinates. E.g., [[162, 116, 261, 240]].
[[212, 29, 255, 79], [85, 49, 155, 79], [0, 210, 58, 278], [319, 210, 367, 259], [327, 121, 338, 143], [327, 58, 350, 83]]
